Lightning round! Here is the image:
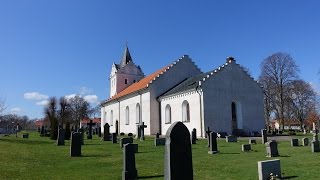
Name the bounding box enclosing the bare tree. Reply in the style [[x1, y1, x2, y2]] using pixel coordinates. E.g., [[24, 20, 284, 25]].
[[259, 52, 299, 131], [58, 97, 70, 125], [44, 97, 58, 140], [68, 95, 91, 129], [0, 97, 7, 115]]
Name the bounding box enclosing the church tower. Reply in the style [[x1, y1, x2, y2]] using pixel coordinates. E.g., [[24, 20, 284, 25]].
[[109, 46, 145, 97]]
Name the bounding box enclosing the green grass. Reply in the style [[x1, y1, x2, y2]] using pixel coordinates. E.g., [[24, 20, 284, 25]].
[[0, 131, 318, 180]]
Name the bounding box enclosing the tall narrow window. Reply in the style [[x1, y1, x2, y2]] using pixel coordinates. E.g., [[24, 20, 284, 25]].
[[136, 103, 140, 124], [125, 106, 129, 125], [110, 110, 113, 125], [182, 100, 190, 122], [125, 79, 128, 84], [165, 104, 171, 124], [104, 112, 107, 124]]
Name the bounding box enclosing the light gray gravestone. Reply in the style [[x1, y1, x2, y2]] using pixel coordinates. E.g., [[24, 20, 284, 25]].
[[261, 129, 267, 144], [70, 132, 81, 157], [291, 138, 299, 146], [265, 141, 279, 157], [103, 123, 111, 141], [164, 121, 193, 180], [226, 135, 237, 142], [122, 143, 137, 180], [57, 128, 65, 146], [120, 137, 133, 148], [249, 139, 257, 144], [208, 132, 219, 154], [258, 159, 281, 180], [302, 137, 309, 146], [242, 144, 251, 152]]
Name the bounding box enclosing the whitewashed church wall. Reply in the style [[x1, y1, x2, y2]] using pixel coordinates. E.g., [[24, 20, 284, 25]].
[[202, 63, 264, 135], [101, 101, 119, 134], [160, 91, 202, 137]]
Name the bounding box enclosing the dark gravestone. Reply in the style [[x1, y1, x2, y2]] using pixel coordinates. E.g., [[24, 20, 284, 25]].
[[112, 133, 117, 144], [57, 128, 65, 146], [242, 144, 251, 152], [135, 125, 141, 139], [291, 139, 299, 146], [122, 143, 137, 180], [87, 120, 94, 139], [311, 132, 320, 153], [120, 137, 133, 148], [218, 132, 228, 138], [120, 132, 125, 136], [249, 139, 257, 144], [70, 132, 81, 157], [22, 133, 29, 139], [191, 128, 197, 144], [98, 128, 102, 137], [164, 121, 193, 180], [302, 137, 309, 146], [128, 133, 133, 137], [156, 133, 160, 139], [261, 129, 268, 144], [139, 122, 147, 141], [155, 138, 166, 146], [132, 143, 138, 153], [208, 132, 218, 154], [37, 127, 40, 133], [115, 120, 119, 135], [78, 128, 84, 145], [226, 135, 237, 142], [40, 126, 45, 136], [205, 127, 212, 147], [103, 123, 111, 141], [266, 141, 279, 157]]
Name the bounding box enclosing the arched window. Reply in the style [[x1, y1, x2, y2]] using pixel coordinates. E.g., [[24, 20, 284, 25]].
[[110, 110, 113, 125], [182, 100, 190, 122], [125, 79, 128, 84], [165, 104, 171, 124], [125, 106, 129, 125], [136, 103, 140, 124]]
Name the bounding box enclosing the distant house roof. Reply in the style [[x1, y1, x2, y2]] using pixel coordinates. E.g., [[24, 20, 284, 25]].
[[81, 118, 101, 124]]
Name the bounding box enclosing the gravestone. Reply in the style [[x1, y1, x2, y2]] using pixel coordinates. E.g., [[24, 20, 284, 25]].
[[120, 132, 125, 136], [120, 137, 133, 148], [191, 128, 197, 144], [258, 159, 281, 180], [208, 132, 218, 154], [217, 132, 228, 138], [242, 144, 251, 152], [205, 127, 212, 147], [122, 143, 137, 180], [135, 125, 141, 139], [226, 135, 237, 142], [154, 138, 166, 146], [164, 121, 193, 180], [87, 120, 94, 139], [98, 128, 102, 137], [261, 129, 267, 144], [78, 128, 84, 145], [302, 137, 309, 146], [311, 130, 320, 153], [265, 141, 279, 157], [128, 133, 133, 137], [112, 133, 117, 144], [291, 138, 299, 146], [103, 123, 111, 141], [156, 133, 160, 139], [131, 143, 138, 153], [115, 120, 119, 135], [70, 132, 81, 157], [40, 126, 45, 136], [249, 139, 257, 144], [139, 122, 147, 141], [57, 128, 65, 146], [22, 133, 29, 139]]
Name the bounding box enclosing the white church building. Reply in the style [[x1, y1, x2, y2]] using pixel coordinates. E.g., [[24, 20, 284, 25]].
[[101, 47, 265, 137]]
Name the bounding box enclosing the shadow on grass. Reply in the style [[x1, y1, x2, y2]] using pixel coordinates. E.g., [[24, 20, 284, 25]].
[[219, 152, 240, 155], [138, 175, 164, 179], [282, 175, 299, 179], [279, 155, 290, 157], [0, 138, 52, 145], [82, 154, 111, 158]]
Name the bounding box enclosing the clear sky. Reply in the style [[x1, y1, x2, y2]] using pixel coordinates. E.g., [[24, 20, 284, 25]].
[[0, 1, 319, 119]]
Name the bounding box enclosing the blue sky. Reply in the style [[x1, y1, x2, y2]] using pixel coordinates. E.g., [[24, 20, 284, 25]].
[[0, 1, 319, 119]]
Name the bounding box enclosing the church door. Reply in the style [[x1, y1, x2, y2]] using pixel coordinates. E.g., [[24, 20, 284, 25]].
[[231, 102, 238, 134]]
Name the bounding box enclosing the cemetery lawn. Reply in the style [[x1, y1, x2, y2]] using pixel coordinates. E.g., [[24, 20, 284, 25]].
[[0, 132, 318, 180]]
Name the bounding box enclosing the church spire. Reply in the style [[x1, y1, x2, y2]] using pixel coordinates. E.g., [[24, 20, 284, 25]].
[[120, 45, 133, 67]]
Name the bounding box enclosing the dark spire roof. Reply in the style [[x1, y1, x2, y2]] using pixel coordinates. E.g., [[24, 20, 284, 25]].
[[120, 46, 133, 67]]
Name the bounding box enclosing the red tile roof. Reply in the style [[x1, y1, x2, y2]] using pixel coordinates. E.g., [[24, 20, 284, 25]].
[[106, 65, 169, 102], [81, 118, 101, 124]]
